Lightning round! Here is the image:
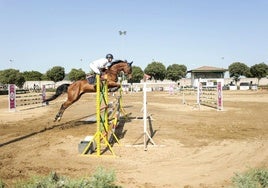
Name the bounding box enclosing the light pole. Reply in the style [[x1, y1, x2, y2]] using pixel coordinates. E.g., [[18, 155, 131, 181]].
[[118, 30, 127, 58], [119, 30, 127, 35]]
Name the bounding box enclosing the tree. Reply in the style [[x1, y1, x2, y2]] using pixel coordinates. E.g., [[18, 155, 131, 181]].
[[0, 69, 25, 88], [128, 66, 144, 83], [250, 63, 268, 85], [22, 71, 43, 81], [46, 66, 65, 82], [166, 64, 187, 82], [68, 68, 86, 81], [144, 61, 166, 81], [228, 62, 250, 85]]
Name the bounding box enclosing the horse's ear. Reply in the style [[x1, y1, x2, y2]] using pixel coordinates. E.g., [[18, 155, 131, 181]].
[[129, 61, 133, 66]]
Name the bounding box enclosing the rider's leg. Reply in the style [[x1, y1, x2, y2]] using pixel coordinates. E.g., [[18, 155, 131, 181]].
[[90, 64, 100, 74]]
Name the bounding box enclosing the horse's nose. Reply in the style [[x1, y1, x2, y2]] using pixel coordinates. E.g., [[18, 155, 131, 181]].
[[127, 74, 132, 79]]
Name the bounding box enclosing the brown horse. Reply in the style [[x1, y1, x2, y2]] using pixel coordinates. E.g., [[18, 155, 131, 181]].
[[44, 60, 133, 121]]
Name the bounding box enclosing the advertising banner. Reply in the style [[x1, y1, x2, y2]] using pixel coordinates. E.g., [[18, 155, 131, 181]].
[[8, 84, 16, 111]]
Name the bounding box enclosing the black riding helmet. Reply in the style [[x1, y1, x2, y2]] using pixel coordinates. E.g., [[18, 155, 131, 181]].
[[106, 54, 113, 59]]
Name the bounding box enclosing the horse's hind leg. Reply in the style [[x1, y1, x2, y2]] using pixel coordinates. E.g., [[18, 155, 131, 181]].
[[54, 100, 74, 122], [54, 92, 84, 122], [54, 104, 65, 122]]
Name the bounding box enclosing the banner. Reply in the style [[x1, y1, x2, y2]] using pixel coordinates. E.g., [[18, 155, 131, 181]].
[[8, 84, 16, 111], [217, 82, 223, 110]]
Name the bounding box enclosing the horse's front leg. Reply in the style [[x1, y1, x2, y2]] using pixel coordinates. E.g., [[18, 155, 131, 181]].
[[108, 82, 120, 92]]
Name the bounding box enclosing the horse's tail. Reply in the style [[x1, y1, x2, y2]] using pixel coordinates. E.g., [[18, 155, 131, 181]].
[[43, 84, 70, 103]]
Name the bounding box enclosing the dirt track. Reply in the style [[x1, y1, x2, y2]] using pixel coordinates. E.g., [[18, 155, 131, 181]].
[[0, 90, 268, 187]]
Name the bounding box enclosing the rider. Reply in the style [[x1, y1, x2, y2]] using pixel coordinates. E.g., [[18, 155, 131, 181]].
[[89, 54, 114, 75]]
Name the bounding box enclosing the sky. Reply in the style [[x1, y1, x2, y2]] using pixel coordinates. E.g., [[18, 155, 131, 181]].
[[0, 0, 268, 74]]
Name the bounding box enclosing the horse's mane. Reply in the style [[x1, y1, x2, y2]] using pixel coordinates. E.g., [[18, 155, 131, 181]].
[[110, 59, 127, 67]]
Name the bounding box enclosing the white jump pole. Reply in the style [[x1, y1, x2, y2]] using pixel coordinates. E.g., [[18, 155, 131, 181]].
[[197, 78, 201, 108], [143, 82, 155, 150], [197, 80, 200, 104], [143, 83, 147, 150]]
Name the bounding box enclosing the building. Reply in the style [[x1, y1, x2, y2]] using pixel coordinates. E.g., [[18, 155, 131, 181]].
[[23, 80, 72, 90], [187, 66, 227, 87]]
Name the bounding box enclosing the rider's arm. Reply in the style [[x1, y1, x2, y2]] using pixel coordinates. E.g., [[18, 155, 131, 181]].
[[105, 62, 112, 68]]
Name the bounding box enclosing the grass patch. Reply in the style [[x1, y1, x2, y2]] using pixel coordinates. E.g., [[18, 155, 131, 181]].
[[232, 168, 268, 188], [0, 179, 6, 188], [1, 167, 121, 188]]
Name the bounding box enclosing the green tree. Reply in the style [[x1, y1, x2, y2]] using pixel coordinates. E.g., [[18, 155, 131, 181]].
[[228, 62, 249, 85], [144, 61, 166, 81], [68, 68, 86, 81], [0, 69, 25, 88], [129, 66, 144, 83], [46, 66, 65, 82], [166, 64, 187, 82], [250, 63, 268, 85], [22, 70, 43, 81]]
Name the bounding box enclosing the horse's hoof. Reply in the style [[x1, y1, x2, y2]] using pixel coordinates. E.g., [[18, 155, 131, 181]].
[[109, 87, 119, 92], [42, 102, 49, 106], [54, 117, 61, 122]]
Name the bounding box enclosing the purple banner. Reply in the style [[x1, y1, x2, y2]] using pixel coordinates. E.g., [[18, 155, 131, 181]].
[[217, 82, 222, 110], [8, 84, 16, 110]]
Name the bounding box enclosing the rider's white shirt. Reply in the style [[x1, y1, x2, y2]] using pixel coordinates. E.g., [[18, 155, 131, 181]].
[[91, 58, 109, 69]]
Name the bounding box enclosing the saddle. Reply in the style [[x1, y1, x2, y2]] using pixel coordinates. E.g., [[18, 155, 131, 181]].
[[87, 75, 96, 84], [86, 73, 106, 84]]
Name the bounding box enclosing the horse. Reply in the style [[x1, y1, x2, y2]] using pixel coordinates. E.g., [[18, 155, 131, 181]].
[[43, 60, 133, 121]]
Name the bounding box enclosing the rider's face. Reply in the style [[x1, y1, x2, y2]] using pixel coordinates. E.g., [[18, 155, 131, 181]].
[[107, 58, 113, 62]]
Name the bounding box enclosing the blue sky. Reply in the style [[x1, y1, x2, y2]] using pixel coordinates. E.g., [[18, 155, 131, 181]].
[[1, 0, 268, 73]]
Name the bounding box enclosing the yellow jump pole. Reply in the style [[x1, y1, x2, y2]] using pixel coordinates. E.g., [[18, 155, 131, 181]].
[[97, 74, 115, 156], [81, 74, 101, 156], [104, 75, 109, 135], [101, 75, 116, 156], [81, 74, 116, 156], [96, 74, 101, 156]]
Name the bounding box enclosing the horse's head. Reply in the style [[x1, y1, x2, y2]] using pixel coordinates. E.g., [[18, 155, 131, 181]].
[[109, 60, 133, 79], [122, 60, 133, 79]]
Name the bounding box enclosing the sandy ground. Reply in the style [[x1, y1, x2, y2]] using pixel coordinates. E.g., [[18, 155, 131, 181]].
[[0, 89, 268, 187]]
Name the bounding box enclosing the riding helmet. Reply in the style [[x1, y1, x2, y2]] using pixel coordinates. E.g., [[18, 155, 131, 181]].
[[106, 54, 113, 59]]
